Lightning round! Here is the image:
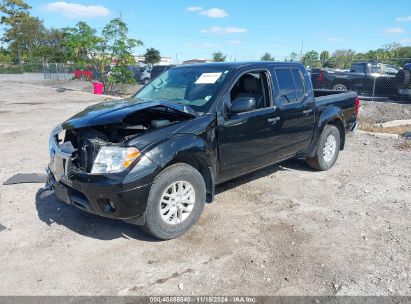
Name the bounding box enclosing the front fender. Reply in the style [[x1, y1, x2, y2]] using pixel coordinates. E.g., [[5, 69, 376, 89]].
[[143, 134, 217, 170]]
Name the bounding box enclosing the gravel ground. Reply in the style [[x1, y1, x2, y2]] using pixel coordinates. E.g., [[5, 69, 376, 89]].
[[359, 99, 411, 125], [0, 80, 410, 296]]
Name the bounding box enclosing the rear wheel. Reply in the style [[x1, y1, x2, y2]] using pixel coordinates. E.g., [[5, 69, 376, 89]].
[[306, 125, 341, 171], [143, 163, 206, 240], [332, 83, 348, 91]]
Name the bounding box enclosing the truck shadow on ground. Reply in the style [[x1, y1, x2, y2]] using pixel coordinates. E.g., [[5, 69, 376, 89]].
[[35, 159, 312, 241], [215, 158, 313, 194], [35, 188, 157, 242]]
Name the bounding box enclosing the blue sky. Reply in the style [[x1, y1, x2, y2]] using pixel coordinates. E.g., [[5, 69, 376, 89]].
[[24, 0, 411, 62]]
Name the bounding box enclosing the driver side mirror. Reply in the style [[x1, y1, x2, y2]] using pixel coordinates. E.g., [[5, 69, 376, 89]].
[[229, 97, 256, 114]]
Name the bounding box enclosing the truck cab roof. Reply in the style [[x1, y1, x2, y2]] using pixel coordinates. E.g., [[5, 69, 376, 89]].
[[179, 61, 306, 71]]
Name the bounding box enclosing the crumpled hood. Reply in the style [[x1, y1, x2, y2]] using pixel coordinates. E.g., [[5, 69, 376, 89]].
[[61, 99, 197, 130]]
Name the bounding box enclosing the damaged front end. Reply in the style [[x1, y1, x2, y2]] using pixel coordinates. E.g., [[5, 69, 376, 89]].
[[50, 100, 196, 177], [46, 100, 197, 222]]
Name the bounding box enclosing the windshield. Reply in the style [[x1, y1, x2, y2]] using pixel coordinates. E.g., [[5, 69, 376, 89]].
[[134, 66, 231, 113]]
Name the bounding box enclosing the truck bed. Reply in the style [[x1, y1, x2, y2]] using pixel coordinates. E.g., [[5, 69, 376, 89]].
[[314, 89, 357, 106]]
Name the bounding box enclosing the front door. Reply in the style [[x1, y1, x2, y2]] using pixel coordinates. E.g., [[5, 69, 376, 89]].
[[217, 70, 280, 180]]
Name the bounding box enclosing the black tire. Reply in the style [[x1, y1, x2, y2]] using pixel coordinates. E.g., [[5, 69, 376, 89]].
[[396, 69, 411, 89], [306, 125, 341, 171], [143, 163, 206, 240], [332, 83, 348, 91]]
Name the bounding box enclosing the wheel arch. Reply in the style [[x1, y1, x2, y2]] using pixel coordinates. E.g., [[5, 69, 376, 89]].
[[143, 135, 217, 204], [332, 79, 351, 90], [306, 106, 346, 157]]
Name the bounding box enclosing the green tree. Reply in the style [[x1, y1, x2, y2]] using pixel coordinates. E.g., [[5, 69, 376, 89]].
[[91, 18, 143, 94], [260, 52, 274, 61], [331, 49, 356, 69], [0, 47, 13, 62], [62, 22, 100, 68], [212, 51, 227, 62], [289, 52, 298, 62], [320, 51, 329, 61], [0, 0, 31, 27], [34, 28, 67, 63], [144, 47, 160, 67], [5, 14, 46, 62], [0, 0, 42, 62], [301, 50, 319, 66]]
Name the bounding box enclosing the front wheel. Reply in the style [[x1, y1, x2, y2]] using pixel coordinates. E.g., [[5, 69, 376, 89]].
[[143, 163, 206, 240], [306, 125, 341, 171]]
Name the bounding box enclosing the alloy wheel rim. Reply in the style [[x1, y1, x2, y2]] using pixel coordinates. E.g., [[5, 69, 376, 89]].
[[323, 134, 337, 163], [159, 181, 195, 225]]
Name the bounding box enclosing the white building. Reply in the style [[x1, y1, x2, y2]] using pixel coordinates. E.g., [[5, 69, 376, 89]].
[[134, 56, 172, 66]]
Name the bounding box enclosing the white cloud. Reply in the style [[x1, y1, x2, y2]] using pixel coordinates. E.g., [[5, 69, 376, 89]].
[[186, 6, 203, 12], [199, 8, 228, 18], [226, 40, 243, 45], [396, 16, 411, 22], [400, 38, 411, 43], [326, 37, 346, 42], [384, 27, 405, 33], [200, 26, 247, 34], [43, 2, 110, 18]]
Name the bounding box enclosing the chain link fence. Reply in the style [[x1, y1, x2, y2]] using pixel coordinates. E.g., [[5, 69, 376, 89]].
[[304, 58, 411, 102], [1, 59, 411, 102], [0, 62, 75, 80]]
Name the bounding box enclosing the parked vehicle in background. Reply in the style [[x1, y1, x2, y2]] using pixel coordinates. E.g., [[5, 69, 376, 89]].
[[311, 61, 399, 96], [396, 63, 411, 99], [150, 65, 176, 80], [47, 62, 358, 240], [128, 65, 151, 84]]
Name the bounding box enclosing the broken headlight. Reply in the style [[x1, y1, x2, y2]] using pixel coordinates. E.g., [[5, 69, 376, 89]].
[[91, 146, 140, 174]]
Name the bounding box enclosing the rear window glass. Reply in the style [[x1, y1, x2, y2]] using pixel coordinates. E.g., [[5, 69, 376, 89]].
[[350, 64, 364, 73], [292, 69, 305, 100], [275, 68, 297, 103]]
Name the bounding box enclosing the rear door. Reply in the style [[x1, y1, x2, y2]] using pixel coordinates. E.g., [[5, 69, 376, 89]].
[[271, 66, 315, 156]]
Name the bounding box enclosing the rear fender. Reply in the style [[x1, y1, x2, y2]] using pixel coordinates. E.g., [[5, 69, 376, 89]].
[[306, 106, 346, 157]]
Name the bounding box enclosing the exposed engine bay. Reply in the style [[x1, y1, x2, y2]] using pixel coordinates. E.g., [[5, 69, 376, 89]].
[[54, 107, 192, 174]]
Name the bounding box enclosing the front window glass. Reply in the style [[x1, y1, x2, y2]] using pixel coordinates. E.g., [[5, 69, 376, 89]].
[[135, 67, 231, 113]]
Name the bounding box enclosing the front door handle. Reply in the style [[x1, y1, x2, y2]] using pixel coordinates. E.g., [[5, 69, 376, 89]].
[[302, 109, 313, 115], [267, 117, 280, 124]]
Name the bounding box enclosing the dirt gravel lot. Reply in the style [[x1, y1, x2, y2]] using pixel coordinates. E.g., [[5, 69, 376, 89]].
[[0, 80, 410, 296]]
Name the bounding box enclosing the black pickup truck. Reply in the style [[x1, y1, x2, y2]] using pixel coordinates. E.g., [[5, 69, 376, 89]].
[[311, 61, 399, 96], [47, 62, 358, 239]]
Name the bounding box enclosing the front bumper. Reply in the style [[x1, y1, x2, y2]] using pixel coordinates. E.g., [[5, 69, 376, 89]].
[[46, 155, 159, 225]]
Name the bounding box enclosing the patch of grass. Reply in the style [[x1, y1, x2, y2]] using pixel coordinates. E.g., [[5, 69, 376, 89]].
[[0, 65, 23, 74], [395, 141, 411, 151], [359, 124, 411, 135]]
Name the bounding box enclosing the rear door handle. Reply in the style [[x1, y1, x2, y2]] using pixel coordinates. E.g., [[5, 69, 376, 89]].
[[302, 109, 313, 114], [267, 117, 280, 124]]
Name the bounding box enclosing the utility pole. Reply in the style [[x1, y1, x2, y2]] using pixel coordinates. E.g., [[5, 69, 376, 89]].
[[300, 35, 304, 61]]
